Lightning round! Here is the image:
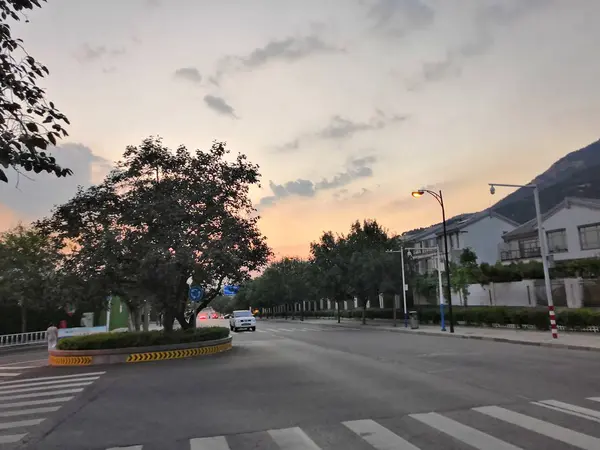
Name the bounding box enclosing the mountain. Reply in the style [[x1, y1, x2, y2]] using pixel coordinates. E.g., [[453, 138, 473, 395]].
[[492, 139, 600, 224]]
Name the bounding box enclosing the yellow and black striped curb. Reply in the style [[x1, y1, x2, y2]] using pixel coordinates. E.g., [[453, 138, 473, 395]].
[[126, 341, 232, 363], [48, 355, 92, 366]]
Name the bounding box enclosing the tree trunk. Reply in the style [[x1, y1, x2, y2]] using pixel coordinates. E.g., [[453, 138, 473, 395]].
[[163, 309, 174, 332], [337, 300, 341, 323], [362, 303, 366, 325], [20, 303, 27, 333], [143, 302, 150, 332], [301, 301, 304, 322]]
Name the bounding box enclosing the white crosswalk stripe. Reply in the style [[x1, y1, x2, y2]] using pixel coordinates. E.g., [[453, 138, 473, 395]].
[[0, 371, 105, 447], [0, 358, 48, 378], [98, 394, 600, 450]]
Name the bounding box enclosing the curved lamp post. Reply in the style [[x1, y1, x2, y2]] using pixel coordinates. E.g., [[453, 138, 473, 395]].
[[412, 189, 455, 333]]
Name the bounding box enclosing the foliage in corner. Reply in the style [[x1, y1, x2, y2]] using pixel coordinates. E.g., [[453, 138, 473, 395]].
[[0, 0, 71, 183]]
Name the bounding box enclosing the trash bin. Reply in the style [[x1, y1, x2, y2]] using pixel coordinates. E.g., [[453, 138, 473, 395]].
[[409, 311, 419, 329]]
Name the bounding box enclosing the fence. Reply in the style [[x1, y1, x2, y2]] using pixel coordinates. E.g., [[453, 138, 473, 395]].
[[0, 331, 47, 348]]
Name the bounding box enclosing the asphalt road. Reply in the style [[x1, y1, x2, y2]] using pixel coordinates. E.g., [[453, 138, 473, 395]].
[[3, 319, 600, 449]]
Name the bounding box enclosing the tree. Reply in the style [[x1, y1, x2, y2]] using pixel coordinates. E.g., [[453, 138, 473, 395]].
[[38, 137, 271, 331], [310, 231, 353, 323], [0, 224, 60, 332], [0, 0, 71, 183]]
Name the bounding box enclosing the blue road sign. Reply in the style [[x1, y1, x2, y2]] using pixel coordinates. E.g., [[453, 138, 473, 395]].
[[223, 285, 239, 296], [189, 286, 204, 302]]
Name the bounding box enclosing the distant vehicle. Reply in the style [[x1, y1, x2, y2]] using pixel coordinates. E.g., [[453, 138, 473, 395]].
[[223, 314, 231, 319], [198, 314, 207, 320], [229, 310, 256, 332], [212, 313, 219, 319]]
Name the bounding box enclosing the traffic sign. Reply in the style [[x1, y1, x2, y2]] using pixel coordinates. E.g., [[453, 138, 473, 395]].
[[189, 286, 204, 302], [223, 285, 239, 296]]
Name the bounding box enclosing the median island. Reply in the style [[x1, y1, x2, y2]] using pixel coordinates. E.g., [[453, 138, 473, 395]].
[[49, 327, 232, 366]]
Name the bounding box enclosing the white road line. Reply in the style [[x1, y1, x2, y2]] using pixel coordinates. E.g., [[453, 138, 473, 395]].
[[0, 366, 41, 370], [474, 405, 600, 450], [533, 400, 600, 423], [0, 381, 93, 394], [0, 396, 74, 409], [343, 419, 421, 450], [0, 433, 27, 444], [411, 412, 523, 450], [0, 388, 84, 401], [278, 329, 295, 332], [587, 397, 600, 403], [256, 330, 267, 333], [106, 446, 143, 450], [268, 427, 321, 449], [0, 376, 99, 391], [265, 328, 280, 332], [190, 435, 231, 449], [0, 359, 47, 367], [0, 372, 20, 378], [0, 371, 105, 386], [0, 418, 45, 430], [0, 406, 61, 417]]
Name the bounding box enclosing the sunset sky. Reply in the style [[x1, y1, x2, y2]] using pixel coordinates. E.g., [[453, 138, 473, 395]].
[[1, 0, 599, 258]]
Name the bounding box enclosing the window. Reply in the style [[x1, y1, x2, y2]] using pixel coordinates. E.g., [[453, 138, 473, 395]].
[[518, 237, 540, 258], [234, 311, 252, 318], [546, 229, 568, 253], [579, 223, 600, 250]]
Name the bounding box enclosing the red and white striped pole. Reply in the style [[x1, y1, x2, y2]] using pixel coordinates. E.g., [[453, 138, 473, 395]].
[[548, 305, 558, 339]]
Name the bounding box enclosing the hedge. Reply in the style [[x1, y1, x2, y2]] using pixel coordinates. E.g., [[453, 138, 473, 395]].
[[56, 326, 230, 351], [263, 307, 600, 331]]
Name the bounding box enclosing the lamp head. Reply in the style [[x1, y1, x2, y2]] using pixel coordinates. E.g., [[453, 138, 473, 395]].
[[489, 184, 496, 195], [411, 190, 424, 198]]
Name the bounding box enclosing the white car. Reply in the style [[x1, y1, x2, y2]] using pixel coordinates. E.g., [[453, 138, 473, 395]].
[[229, 310, 256, 332]]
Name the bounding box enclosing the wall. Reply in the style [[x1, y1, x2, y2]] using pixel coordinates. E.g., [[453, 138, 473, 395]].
[[542, 204, 600, 261], [460, 216, 516, 265]]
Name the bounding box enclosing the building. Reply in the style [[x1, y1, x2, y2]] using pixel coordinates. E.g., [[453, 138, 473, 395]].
[[499, 197, 600, 263], [406, 210, 518, 274]]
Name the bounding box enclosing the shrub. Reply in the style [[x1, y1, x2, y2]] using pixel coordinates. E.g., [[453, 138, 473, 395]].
[[57, 326, 230, 351]]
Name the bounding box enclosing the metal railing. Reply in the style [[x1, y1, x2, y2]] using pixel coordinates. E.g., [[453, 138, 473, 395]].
[[0, 331, 47, 348]]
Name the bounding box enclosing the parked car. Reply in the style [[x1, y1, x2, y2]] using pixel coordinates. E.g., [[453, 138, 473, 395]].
[[229, 310, 256, 332]]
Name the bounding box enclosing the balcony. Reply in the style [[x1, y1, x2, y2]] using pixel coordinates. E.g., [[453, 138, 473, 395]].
[[500, 247, 542, 261]]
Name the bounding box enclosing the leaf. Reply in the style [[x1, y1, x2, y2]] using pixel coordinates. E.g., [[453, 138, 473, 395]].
[[43, 116, 53, 123], [47, 132, 56, 146], [25, 122, 38, 133], [0, 168, 7, 183]]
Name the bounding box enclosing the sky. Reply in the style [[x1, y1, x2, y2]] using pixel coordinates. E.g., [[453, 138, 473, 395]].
[[1, 0, 599, 258]]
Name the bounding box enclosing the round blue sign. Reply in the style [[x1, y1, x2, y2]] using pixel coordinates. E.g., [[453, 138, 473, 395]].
[[189, 286, 204, 302]]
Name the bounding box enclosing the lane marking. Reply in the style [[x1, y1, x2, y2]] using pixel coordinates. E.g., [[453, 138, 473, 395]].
[[0, 359, 47, 367], [0, 433, 27, 444], [0, 396, 74, 409], [0, 371, 105, 386], [533, 400, 600, 423], [268, 427, 321, 450], [190, 435, 231, 449], [0, 418, 45, 430], [0, 388, 84, 401], [0, 381, 93, 394], [411, 412, 522, 450], [0, 372, 20, 378], [106, 446, 143, 450], [0, 376, 100, 391], [0, 406, 61, 417], [343, 419, 421, 450], [474, 405, 600, 450]]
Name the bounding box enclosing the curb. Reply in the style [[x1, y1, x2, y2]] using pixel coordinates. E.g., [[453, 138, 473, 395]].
[[265, 319, 600, 352], [48, 336, 233, 366]]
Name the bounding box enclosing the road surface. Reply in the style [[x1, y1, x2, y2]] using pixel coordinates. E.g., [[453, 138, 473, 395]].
[[2, 318, 600, 449]]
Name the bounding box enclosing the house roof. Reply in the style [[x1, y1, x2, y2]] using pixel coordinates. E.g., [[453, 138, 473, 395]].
[[433, 209, 519, 237], [502, 197, 600, 240]]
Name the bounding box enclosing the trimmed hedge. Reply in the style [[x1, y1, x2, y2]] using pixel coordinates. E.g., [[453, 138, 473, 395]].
[[57, 326, 230, 351], [266, 307, 600, 331]]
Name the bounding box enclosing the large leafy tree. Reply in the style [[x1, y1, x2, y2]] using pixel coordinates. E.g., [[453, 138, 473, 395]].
[[0, 0, 71, 183], [38, 137, 271, 331], [0, 224, 60, 332]]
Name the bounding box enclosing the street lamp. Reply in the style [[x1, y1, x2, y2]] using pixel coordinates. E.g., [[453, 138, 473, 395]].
[[387, 246, 445, 330], [489, 182, 557, 339], [411, 188, 454, 333]]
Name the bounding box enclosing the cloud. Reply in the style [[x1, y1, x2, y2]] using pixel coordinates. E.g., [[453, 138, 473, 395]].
[[203, 95, 237, 118], [174, 67, 202, 84], [409, 0, 551, 88], [258, 155, 377, 208], [76, 44, 126, 63], [213, 35, 343, 82], [273, 111, 407, 152], [0, 143, 112, 222], [366, 0, 435, 36], [144, 0, 160, 7]]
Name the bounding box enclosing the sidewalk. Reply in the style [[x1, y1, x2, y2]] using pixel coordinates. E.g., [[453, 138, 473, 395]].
[[268, 318, 600, 352]]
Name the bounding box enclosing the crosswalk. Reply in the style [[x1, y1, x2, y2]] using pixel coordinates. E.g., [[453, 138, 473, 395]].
[[105, 395, 600, 449], [0, 359, 48, 379], [0, 370, 105, 446]]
